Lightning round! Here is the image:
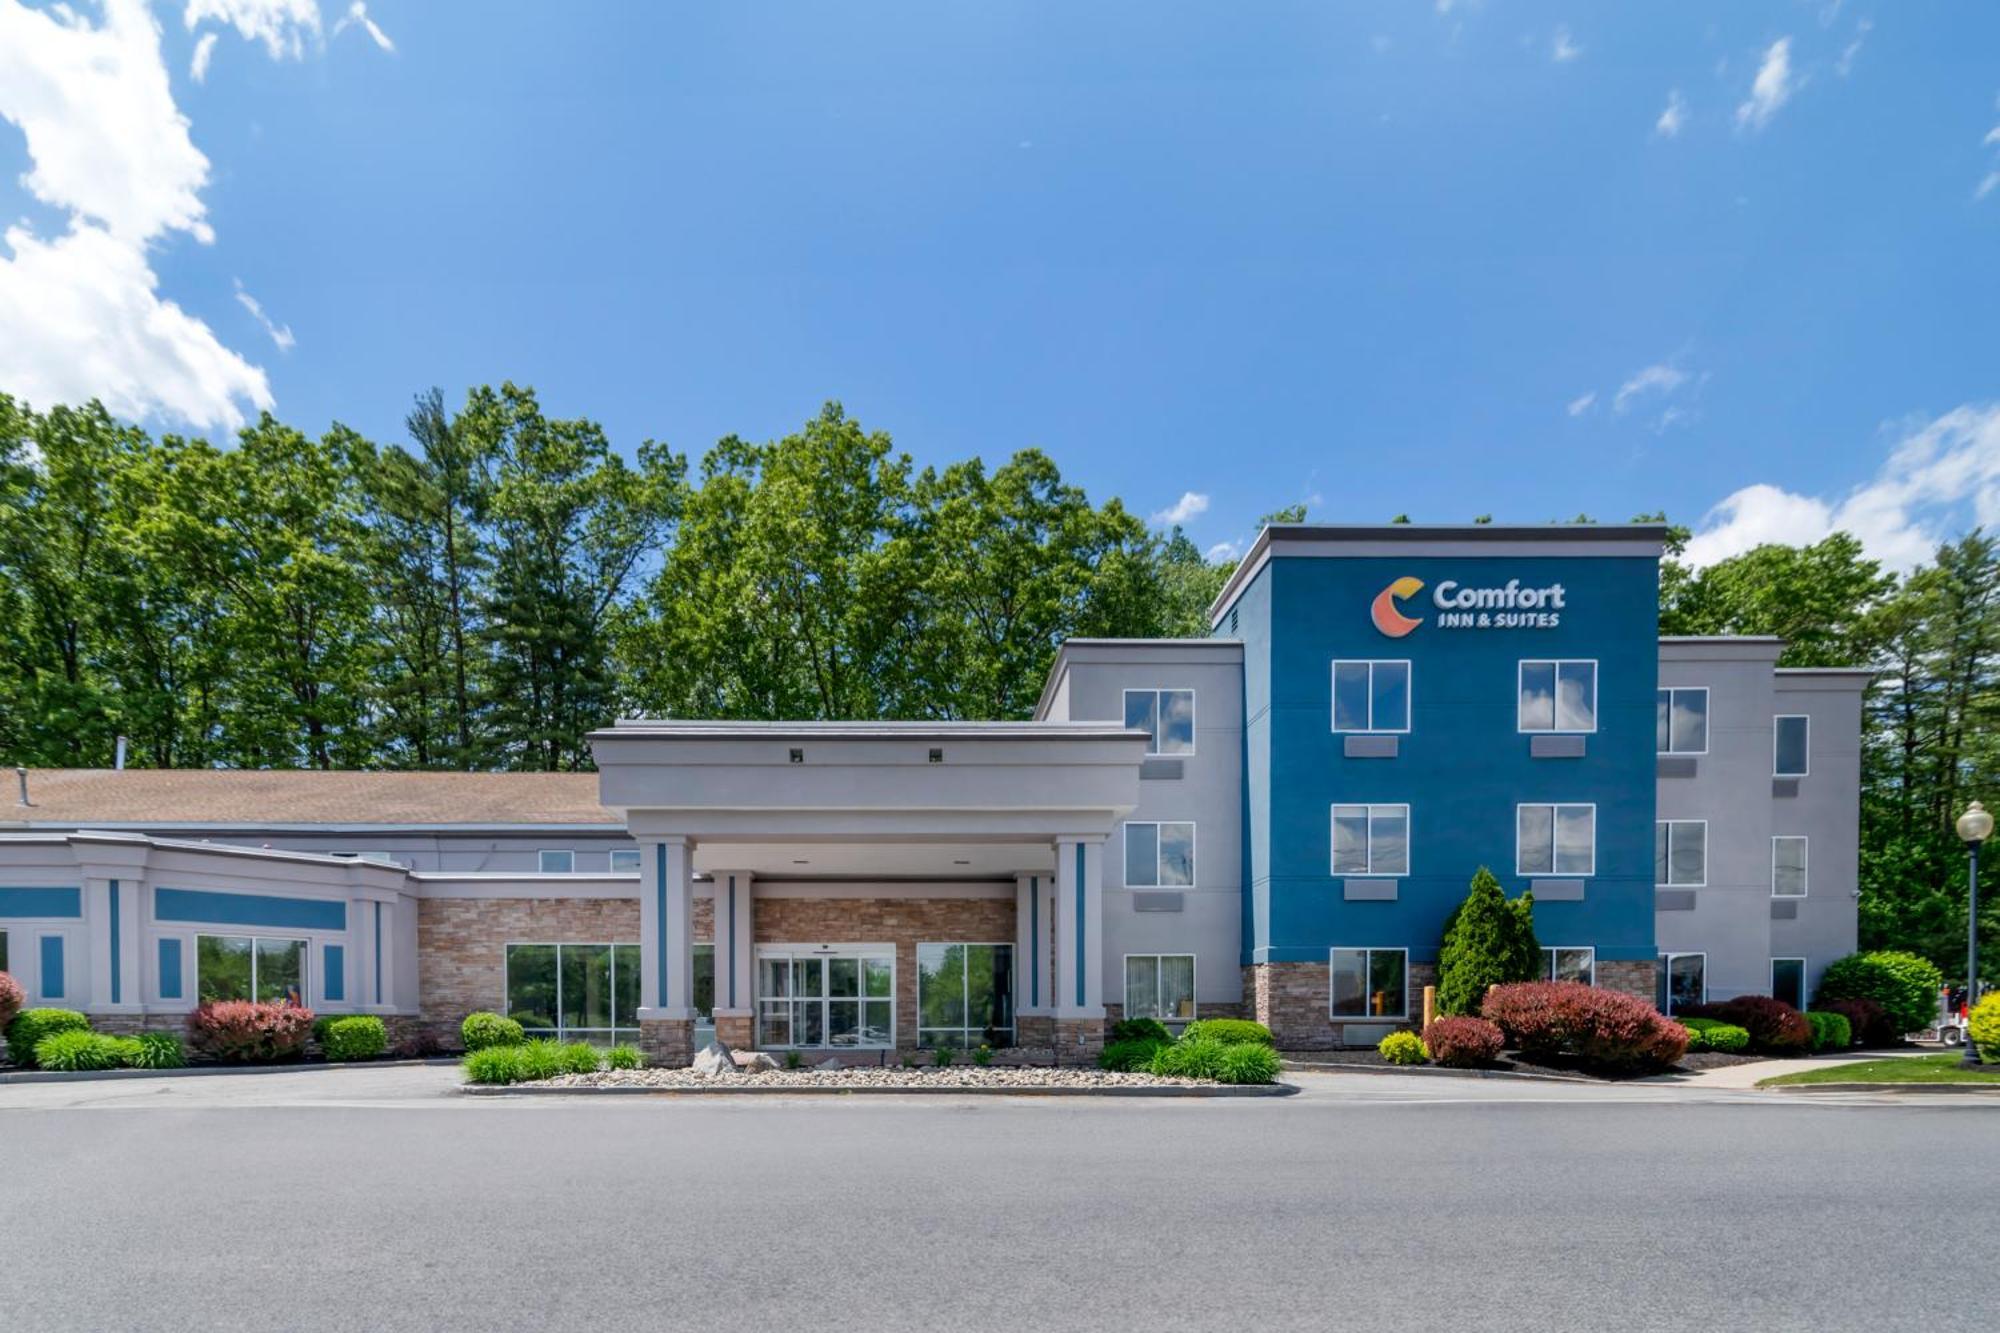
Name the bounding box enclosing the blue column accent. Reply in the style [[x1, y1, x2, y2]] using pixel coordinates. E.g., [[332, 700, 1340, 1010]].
[[108, 880, 122, 1004], [1029, 877, 1040, 1008], [372, 903, 383, 1005], [40, 934, 64, 999], [159, 938, 183, 1000], [655, 844, 668, 1004], [324, 944, 346, 1003], [726, 875, 737, 1008], [1074, 843, 1086, 1008]]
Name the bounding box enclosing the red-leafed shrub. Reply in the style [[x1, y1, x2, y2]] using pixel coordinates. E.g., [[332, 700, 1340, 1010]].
[[1813, 996, 1892, 1047], [1482, 981, 1688, 1070], [1679, 996, 1812, 1053], [1422, 1015, 1504, 1068], [0, 971, 23, 1032], [186, 1001, 315, 1063]]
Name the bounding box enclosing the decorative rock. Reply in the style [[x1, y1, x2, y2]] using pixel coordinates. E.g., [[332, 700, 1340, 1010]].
[[814, 1057, 843, 1072], [734, 1051, 779, 1072], [691, 1041, 735, 1077]]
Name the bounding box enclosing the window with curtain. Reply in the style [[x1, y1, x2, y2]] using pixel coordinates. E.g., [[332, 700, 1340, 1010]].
[[1124, 954, 1196, 1023]]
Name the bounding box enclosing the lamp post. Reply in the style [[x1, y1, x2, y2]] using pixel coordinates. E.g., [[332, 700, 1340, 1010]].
[[1956, 800, 1993, 1067]]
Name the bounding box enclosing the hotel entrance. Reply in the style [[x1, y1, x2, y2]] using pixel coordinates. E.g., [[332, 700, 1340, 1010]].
[[755, 945, 895, 1048]]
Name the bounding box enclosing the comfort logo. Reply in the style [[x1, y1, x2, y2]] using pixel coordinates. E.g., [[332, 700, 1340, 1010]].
[[1370, 576, 1425, 638]]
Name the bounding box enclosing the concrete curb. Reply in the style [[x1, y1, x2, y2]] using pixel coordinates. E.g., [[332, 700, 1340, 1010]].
[[1282, 1060, 1600, 1085], [0, 1057, 461, 1086], [458, 1079, 1300, 1099], [1761, 1081, 2000, 1095]]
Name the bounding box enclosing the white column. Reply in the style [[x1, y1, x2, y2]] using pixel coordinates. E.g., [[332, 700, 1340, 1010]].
[[1015, 872, 1050, 1016], [1053, 837, 1105, 1018], [639, 837, 695, 1020], [709, 869, 755, 1016], [82, 877, 115, 1011]]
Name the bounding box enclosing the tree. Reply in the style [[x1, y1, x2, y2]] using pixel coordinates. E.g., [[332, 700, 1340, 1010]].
[[1436, 867, 1540, 1016], [1659, 532, 1895, 667]]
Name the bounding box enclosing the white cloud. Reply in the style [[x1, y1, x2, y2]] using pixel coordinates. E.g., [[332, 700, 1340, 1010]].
[[1205, 540, 1244, 563], [1655, 90, 1686, 139], [333, 1, 393, 53], [1550, 25, 1581, 63], [1613, 363, 1688, 413], [190, 31, 218, 81], [1835, 19, 1870, 77], [1684, 404, 2000, 571], [1736, 37, 1796, 132], [1566, 391, 1596, 417], [233, 277, 295, 351], [1979, 172, 2000, 201], [182, 0, 320, 61], [1151, 491, 1210, 526]]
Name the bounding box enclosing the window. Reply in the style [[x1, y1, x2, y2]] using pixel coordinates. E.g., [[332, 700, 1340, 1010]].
[[1541, 947, 1595, 986], [1774, 715, 1810, 777], [1123, 821, 1195, 887], [1518, 660, 1596, 733], [1124, 688, 1195, 755], [1660, 953, 1705, 1014], [918, 943, 1014, 1048], [1771, 958, 1807, 1011], [197, 935, 306, 1005], [1517, 804, 1595, 876], [1654, 820, 1707, 887], [505, 942, 643, 1045], [757, 950, 894, 1048], [1125, 954, 1196, 1024], [1331, 660, 1411, 733], [538, 849, 575, 874], [1330, 804, 1410, 876], [1772, 836, 1808, 897], [1330, 948, 1407, 1019], [1656, 687, 1709, 754], [608, 849, 641, 873]]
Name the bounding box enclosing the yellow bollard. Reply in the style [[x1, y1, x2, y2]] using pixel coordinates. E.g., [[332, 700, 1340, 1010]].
[[1422, 984, 1437, 1032]]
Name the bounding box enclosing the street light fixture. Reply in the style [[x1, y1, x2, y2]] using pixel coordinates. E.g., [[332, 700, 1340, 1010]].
[[1956, 800, 1993, 1068]]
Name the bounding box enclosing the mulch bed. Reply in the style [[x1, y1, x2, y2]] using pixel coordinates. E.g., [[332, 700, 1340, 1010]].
[[1281, 1047, 1764, 1081]]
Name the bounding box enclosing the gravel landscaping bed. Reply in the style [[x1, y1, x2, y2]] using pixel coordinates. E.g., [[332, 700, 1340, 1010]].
[[491, 1065, 1278, 1093]]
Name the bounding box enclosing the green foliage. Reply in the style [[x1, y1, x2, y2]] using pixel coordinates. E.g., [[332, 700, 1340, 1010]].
[[1436, 867, 1541, 1016], [932, 1045, 955, 1068], [1378, 1031, 1428, 1065], [605, 1043, 644, 1071], [1804, 1011, 1853, 1052], [126, 1031, 186, 1069], [460, 1012, 524, 1052], [320, 1016, 388, 1062], [1178, 1018, 1274, 1047], [972, 1044, 994, 1067], [1107, 1017, 1173, 1045], [1097, 1038, 1169, 1072], [461, 1037, 583, 1085], [1677, 1018, 1750, 1054], [900, 1052, 920, 1069], [462, 1045, 525, 1085], [1816, 951, 1945, 1036], [33, 1029, 126, 1071], [1148, 1035, 1229, 1080], [1215, 1043, 1282, 1085], [5, 1008, 90, 1068], [783, 1049, 804, 1070], [559, 1042, 602, 1075], [1968, 993, 2000, 1063]]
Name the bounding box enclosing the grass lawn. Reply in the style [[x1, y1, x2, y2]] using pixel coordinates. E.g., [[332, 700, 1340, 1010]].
[[1759, 1052, 2000, 1088]]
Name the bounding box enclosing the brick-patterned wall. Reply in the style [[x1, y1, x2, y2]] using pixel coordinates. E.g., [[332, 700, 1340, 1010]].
[[1247, 960, 1437, 1049], [1597, 959, 1657, 1007], [417, 897, 650, 1044], [753, 896, 1016, 1049]]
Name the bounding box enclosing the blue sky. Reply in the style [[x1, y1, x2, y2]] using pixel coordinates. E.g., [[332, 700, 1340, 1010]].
[[3, 1, 1998, 567]]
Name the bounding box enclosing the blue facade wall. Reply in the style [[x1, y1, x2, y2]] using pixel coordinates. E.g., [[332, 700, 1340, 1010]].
[[153, 887, 347, 933], [1237, 552, 1660, 966]]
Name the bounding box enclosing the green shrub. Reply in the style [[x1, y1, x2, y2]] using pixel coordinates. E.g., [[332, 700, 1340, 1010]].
[[320, 1016, 388, 1062], [606, 1044, 644, 1070], [1804, 1010, 1853, 1053], [460, 1011, 525, 1052], [1436, 866, 1540, 1015], [1815, 951, 1943, 1037], [463, 1038, 581, 1085], [462, 1045, 527, 1085], [34, 1029, 127, 1071], [1678, 1017, 1750, 1054], [972, 1044, 994, 1067], [784, 1049, 804, 1070], [1108, 1017, 1173, 1045], [1179, 1018, 1274, 1047], [1097, 1038, 1168, 1072], [1378, 1030, 1428, 1065], [1150, 1035, 1229, 1080], [1969, 993, 2000, 1064], [1215, 1043, 1282, 1085], [900, 1051, 920, 1069], [5, 1008, 90, 1068], [126, 1031, 186, 1069], [932, 1045, 955, 1067], [560, 1042, 601, 1075]]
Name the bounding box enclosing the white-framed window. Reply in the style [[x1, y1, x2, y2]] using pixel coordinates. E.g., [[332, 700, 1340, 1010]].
[[1124, 954, 1196, 1024], [1654, 820, 1707, 887], [1541, 946, 1595, 986], [538, 849, 575, 875], [504, 941, 644, 1045], [1774, 715, 1810, 777], [1517, 803, 1596, 876], [1656, 687, 1709, 754], [1330, 804, 1410, 876], [1660, 952, 1706, 1015], [1771, 957, 1807, 1010], [1123, 688, 1195, 756], [917, 942, 1014, 1049], [1772, 836, 1808, 897], [608, 849, 641, 873], [196, 934, 308, 1005], [1518, 659, 1597, 733], [1330, 947, 1407, 1019], [1123, 821, 1195, 887], [1331, 660, 1411, 733]]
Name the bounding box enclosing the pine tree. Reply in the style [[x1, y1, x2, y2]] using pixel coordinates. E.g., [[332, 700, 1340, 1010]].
[[1436, 867, 1541, 1016]]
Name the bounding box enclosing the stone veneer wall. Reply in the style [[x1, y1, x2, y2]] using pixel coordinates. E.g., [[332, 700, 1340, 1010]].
[[1245, 961, 1439, 1049], [1595, 959, 1657, 1006]]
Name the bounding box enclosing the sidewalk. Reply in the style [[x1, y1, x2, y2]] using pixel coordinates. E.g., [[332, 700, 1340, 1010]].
[[1659, 1047, 1939, 1090]]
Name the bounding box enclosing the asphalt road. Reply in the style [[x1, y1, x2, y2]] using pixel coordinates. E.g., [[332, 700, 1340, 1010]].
[[3, 1068, 1996, 1332]]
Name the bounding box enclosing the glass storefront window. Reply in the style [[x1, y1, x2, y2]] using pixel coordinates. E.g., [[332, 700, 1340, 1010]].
[[1330, 948, 1407, 1018], [197, 934, 306, 1005], [917, 943, 1013, 1049], [505, 942, 643, 1045]]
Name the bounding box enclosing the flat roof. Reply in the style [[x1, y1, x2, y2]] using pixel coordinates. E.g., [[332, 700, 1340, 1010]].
[[595, 719, 1145, 741]]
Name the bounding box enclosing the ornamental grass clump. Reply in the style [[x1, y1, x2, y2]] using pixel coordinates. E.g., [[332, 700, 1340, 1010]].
[[1421, 1015, 1504, 1068], [1378, 1030, 1427, 1065], [186, 1001, 315, 1063], [1215, 1043, 1281, 1084], [1481, 981, 1688, 1071], [5, 1008, 90, 1068], [606, 1044, 645, 1070], [1149, 1035, 1229, 1080], [1098, 1038, 1169, 1072], [126, 1031, 186, 1069], [33, 1029, 129, 1071]]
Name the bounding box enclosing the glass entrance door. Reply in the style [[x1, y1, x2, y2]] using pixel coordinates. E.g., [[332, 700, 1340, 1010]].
[[756, 948, 894, 1048]]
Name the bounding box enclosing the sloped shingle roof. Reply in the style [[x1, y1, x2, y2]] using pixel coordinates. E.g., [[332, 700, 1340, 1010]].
[[2, 769, 617, 828]]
